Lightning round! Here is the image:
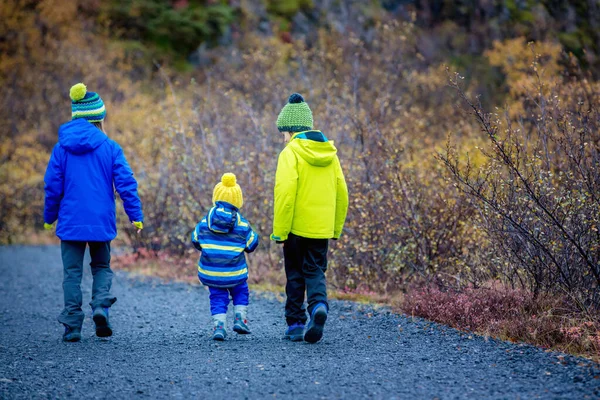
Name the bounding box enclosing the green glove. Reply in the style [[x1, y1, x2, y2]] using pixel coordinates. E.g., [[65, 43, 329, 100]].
[[132, 221, 143, 230], [44, 223, 54, 231]]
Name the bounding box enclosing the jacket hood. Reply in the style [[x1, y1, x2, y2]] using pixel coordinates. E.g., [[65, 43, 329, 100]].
[[59, 119, 108, 155], [208, 202, 238, 233], [288, 130, 337, 167]]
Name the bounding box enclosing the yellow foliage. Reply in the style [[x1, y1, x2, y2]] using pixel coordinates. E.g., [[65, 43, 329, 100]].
[[485, 37, 562, 98], [0, 133, 48, 242]]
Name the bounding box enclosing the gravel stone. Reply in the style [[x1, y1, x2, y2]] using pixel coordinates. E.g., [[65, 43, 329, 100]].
[[1, 245, 599, 399]]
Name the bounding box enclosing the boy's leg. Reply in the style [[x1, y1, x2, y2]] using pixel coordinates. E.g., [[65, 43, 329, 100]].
[[231, 282, 250, 334], [302, 237, 329, 316], [208, 287, 229, 340], [302, 237, 329, 343], [283, 233, 307, 325], [58, 241, 86, 330], [89, 241, 116, 337], [88, 241, 117, 310], [208, 287, 230, 316], [230, 281, 249, 308]]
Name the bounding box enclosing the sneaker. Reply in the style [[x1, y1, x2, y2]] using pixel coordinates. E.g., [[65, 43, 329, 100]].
[[62, 325, 81, 342], [304, 303, 327, 344], [212, 321, 227, 341], [284, 322, 305, 342], [92, 307, 113, 338], [233, 313, 251, 334]]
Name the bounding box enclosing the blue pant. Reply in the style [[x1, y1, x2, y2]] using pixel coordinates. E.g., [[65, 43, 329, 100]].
[[208, 281, 249, 315]]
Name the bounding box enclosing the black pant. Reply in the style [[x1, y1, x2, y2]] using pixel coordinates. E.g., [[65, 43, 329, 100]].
[[283, 233, 329, 325], [58, 241, 116, 329]]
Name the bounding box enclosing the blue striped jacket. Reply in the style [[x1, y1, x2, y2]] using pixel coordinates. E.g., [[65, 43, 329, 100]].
[[191, 201, 259, 288]]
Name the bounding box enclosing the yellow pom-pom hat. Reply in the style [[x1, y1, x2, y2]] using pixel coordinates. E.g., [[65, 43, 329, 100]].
[[213, 173, 244, 209], [69, 82, 106, 122]]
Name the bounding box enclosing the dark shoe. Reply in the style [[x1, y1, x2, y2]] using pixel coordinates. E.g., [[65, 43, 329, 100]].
[[93, 307, 113, 337], [304, 303, 327, 344], [284, 322, 305, 342], [212, 321, 226, 341], [233, 313, 251, 334], [63, 325, 82, 342]]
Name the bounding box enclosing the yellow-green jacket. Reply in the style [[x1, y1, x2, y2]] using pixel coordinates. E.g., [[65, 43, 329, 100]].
[[271, 130, 348, 241]]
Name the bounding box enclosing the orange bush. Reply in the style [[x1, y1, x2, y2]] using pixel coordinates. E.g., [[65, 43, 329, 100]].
[[441, 51, 600, 310], [401, 284, 600, 358]]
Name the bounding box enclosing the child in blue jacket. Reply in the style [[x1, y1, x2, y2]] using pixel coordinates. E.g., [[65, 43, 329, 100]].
[[44, 83, 144, 342], [191, 173, 259, 340]]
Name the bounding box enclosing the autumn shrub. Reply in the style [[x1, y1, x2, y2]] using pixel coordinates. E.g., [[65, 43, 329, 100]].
[[328, 129, 488, 292], [440, 44, 600, 310], [4, 1, 600, 338], [102, 20, 489, 296], [401, 284, 600, 357], [0, 0, 149, 241], [403, 284, 543, 332], [0, 2, 512, 295], [99, 0, 235, 56], [266, 0, 313, 19]]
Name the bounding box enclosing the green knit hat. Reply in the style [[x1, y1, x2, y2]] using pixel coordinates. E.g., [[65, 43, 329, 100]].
[[276, 93, 313, 133], [69, 83, 106, 122]]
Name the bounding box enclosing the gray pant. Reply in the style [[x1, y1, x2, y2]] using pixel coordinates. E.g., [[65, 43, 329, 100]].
[[58, 241, 116, 329]]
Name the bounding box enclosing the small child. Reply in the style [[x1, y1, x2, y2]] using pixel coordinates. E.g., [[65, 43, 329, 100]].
[[271, 93, 349, 343], [44, 83, 144, 342], [191, 173, 259, 340]]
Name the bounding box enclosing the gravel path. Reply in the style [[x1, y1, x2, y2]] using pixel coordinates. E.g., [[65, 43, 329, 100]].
[[0, 245, 599, 399]]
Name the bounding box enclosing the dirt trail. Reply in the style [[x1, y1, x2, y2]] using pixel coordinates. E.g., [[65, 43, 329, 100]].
[[1, 245, 599, 399]]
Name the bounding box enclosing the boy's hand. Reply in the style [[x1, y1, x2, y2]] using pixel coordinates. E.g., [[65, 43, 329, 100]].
[[132, 221, 143, 234], [270, 234, 285, 246], [270, 233, 286, 243], [43, 223, 54, 231]]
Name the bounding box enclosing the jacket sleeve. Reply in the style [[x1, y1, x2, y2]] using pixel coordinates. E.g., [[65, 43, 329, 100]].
[[113, 143, 144, 223], [43, 144, 64, 224], [245, 225, 259, 253], [271, 148, 298, 242], [191, 223, 202, 251], [333, 156, 349, 239]]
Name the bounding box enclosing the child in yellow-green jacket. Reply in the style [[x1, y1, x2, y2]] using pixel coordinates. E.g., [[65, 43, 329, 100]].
[[270, 93, 349, 344]]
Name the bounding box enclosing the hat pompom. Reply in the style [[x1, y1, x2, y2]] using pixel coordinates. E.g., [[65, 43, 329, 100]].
[[70, 83, 87, 101], [288, 93, 304, 104], [221, 173, 237, 188]]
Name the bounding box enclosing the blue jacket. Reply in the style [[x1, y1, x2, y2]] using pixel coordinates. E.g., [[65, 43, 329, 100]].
[[44, 119, 143, 241], [191, 201, 259, 288]]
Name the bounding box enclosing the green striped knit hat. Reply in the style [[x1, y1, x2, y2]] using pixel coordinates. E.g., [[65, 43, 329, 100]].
[[69, 83, 106, 122], [276, 93, 313, 133]]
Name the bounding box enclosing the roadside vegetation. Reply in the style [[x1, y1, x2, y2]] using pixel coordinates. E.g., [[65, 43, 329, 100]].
[[2, 0, 598, 359]]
